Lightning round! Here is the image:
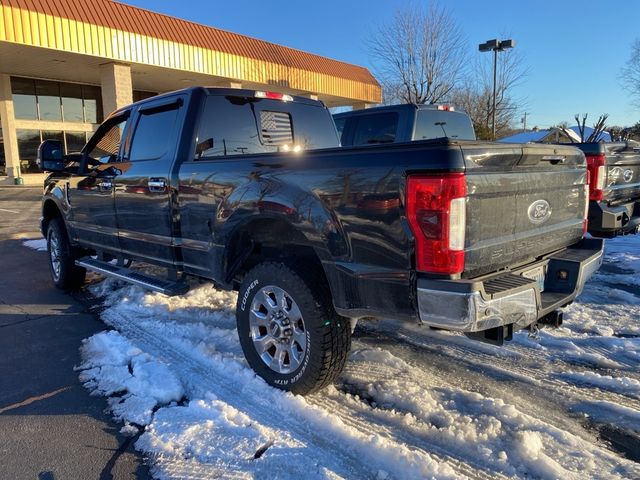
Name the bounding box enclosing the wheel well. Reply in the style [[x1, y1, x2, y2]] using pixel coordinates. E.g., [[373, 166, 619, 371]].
[[42, 199, 62, 233], [226, 219, 329, 291]]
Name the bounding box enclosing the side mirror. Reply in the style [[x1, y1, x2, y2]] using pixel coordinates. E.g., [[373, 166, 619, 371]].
[[37, 140, 65, 172]]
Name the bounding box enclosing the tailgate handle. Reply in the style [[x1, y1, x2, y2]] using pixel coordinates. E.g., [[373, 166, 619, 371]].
[[541, 155, 566, 165]]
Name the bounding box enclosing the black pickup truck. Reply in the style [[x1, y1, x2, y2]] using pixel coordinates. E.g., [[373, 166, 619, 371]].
[[333, 103, 476, 146], [38, 87, 603, 394], [576, 142, 640, 237]]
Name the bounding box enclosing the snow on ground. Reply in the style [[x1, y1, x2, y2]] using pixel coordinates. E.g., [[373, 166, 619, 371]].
[[22, 238, 47, 251], [67, 234, 640, 479]]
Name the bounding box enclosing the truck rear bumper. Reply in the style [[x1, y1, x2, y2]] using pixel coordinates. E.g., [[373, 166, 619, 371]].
[[588, 200, 640, 237], [416, 238, 604, 332]]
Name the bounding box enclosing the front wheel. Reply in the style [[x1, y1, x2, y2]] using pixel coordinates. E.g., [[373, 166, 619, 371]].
[[46, 218, 86, 289], [236, 262, 351, 395]]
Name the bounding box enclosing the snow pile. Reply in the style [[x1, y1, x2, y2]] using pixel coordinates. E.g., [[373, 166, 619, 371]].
[[22, 238, 47, 251], [78, 331, 184, 427], [337, 348, 631, 479], [74, 234, 640, 478], [559, 371, 640, 399]]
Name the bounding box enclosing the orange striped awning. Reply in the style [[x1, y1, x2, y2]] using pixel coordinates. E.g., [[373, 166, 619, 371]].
[[0, 0, 381, 103]]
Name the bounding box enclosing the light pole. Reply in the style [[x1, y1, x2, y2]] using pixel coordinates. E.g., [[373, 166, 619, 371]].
[[478, 38, 515, 140]]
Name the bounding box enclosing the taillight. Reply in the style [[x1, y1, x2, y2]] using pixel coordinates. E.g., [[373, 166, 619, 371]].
[[585, 153, 606, 201], [406, 173, 466, 274]]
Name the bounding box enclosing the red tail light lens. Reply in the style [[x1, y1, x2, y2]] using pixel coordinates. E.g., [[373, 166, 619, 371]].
[[255, 91, 294, 102], [406, 173, 466, 274], [585, 153, 606, 201]]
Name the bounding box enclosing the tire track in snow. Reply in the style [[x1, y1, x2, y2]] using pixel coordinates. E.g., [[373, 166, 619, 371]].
[[370, 323, 640, 415], [320, 347, 639, 479], [103, 309, 460, 480], [308, 365, 509, 480]]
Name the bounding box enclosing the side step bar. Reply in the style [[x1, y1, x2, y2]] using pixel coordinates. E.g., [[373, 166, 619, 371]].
[[76, 258, 189, 296]]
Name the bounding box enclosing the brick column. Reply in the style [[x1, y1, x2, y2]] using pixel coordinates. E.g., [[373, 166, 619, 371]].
[[100, 62, 133, 116], [0, 74, 20, 179]]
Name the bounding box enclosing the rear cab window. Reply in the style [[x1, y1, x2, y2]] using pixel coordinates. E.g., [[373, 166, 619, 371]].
[[414, 110, 476, 141], [351, 113, 399, 146], [195, 95, 339, 159]]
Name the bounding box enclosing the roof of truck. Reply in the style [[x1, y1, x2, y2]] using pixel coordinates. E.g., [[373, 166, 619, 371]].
[[333, 103, 467, 118]]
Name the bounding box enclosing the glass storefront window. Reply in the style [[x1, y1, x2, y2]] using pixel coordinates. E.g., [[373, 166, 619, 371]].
[[36, 80, 62, 121], [16, 129, 41, 173], [65, 131, 87, 153], [16, 129, 89, 173], [41, 130, 64, 144], [12, 78, 38, 120], [82, 85, 103, 124], [11, 77, 103, 123], [60, 83, 84, 122]]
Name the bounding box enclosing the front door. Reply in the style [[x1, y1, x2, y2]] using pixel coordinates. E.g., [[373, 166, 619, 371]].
[[67, 114, 130, 253], [114, 95, 185, 266]]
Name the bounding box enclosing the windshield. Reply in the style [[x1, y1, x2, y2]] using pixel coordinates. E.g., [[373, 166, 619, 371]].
[[414, 110, 476, 141]]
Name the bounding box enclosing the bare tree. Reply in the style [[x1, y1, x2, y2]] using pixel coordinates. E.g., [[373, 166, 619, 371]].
[[622, 39, 640, 107], [368, 3, 467, 105], [452, 48, 528, 140]]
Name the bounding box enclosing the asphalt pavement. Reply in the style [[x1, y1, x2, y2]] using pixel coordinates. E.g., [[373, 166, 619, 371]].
[[0, 187, 148, 480]]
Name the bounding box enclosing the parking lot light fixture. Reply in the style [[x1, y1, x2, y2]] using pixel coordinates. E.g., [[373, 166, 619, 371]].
[[478, 38, 515, 140]]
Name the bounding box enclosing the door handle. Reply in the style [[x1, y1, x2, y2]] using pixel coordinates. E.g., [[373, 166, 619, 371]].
[[148, 178, 167, 193], [97, 180, 113, 190]]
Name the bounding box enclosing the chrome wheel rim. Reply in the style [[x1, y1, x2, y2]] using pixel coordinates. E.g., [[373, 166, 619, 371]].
[[49, 231, 62, 281], [249, 285, 307, 374]]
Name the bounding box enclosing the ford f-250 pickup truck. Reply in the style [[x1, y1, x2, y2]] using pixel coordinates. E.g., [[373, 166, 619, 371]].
[[576, 142, 640, 237], [38, 87, 603, 394]]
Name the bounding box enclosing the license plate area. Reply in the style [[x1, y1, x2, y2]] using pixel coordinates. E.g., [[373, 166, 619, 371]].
[[522, 265, 546, 292]]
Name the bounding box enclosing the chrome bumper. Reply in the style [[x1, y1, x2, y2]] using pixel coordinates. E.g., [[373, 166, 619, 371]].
[[417, 238, 604, 332]]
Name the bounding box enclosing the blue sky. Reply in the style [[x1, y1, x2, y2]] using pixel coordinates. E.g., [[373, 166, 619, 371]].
[[126, 0, 639, 128]]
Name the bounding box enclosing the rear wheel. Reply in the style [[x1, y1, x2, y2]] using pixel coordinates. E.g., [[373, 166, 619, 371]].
[[236, 262, 351, 395], [47, 218, 86, 289]]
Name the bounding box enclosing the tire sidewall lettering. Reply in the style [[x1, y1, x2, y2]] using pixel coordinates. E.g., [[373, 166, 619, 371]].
[[240, 279, 259, 312]]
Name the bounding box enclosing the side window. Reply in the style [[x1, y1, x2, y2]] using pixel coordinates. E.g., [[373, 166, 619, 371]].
[[87, 119, 127, 164], [196, 96, 264, 158], [129, 106, 180, 161], [352, 113, 399, 145]]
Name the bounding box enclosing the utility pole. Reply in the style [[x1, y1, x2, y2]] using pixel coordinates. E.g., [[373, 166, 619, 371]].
[[479, 38, 516, 140], [521, 112, 528, 132]]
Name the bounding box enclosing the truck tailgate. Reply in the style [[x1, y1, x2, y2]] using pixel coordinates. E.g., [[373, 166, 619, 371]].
[[461, 143, 586, 278], [603, 142, 640, 204]]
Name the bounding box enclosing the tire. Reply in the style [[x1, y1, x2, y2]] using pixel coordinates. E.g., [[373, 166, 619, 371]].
[[236, 262, 351, 395], [46, 217, 86, 289]]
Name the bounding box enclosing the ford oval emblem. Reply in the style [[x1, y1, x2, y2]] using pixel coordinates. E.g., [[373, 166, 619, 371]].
[[528, 200, 552, 224], [623, 169, 634, 183]]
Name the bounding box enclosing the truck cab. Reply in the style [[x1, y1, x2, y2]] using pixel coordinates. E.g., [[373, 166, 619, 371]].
[[333, 103, 476, 146]]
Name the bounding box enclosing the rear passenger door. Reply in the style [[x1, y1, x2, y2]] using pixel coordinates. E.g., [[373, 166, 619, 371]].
[[114, 95, 186, 265]]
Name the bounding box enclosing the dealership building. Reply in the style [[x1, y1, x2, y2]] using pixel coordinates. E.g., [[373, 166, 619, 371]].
[[0, 0, 381, 184]]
